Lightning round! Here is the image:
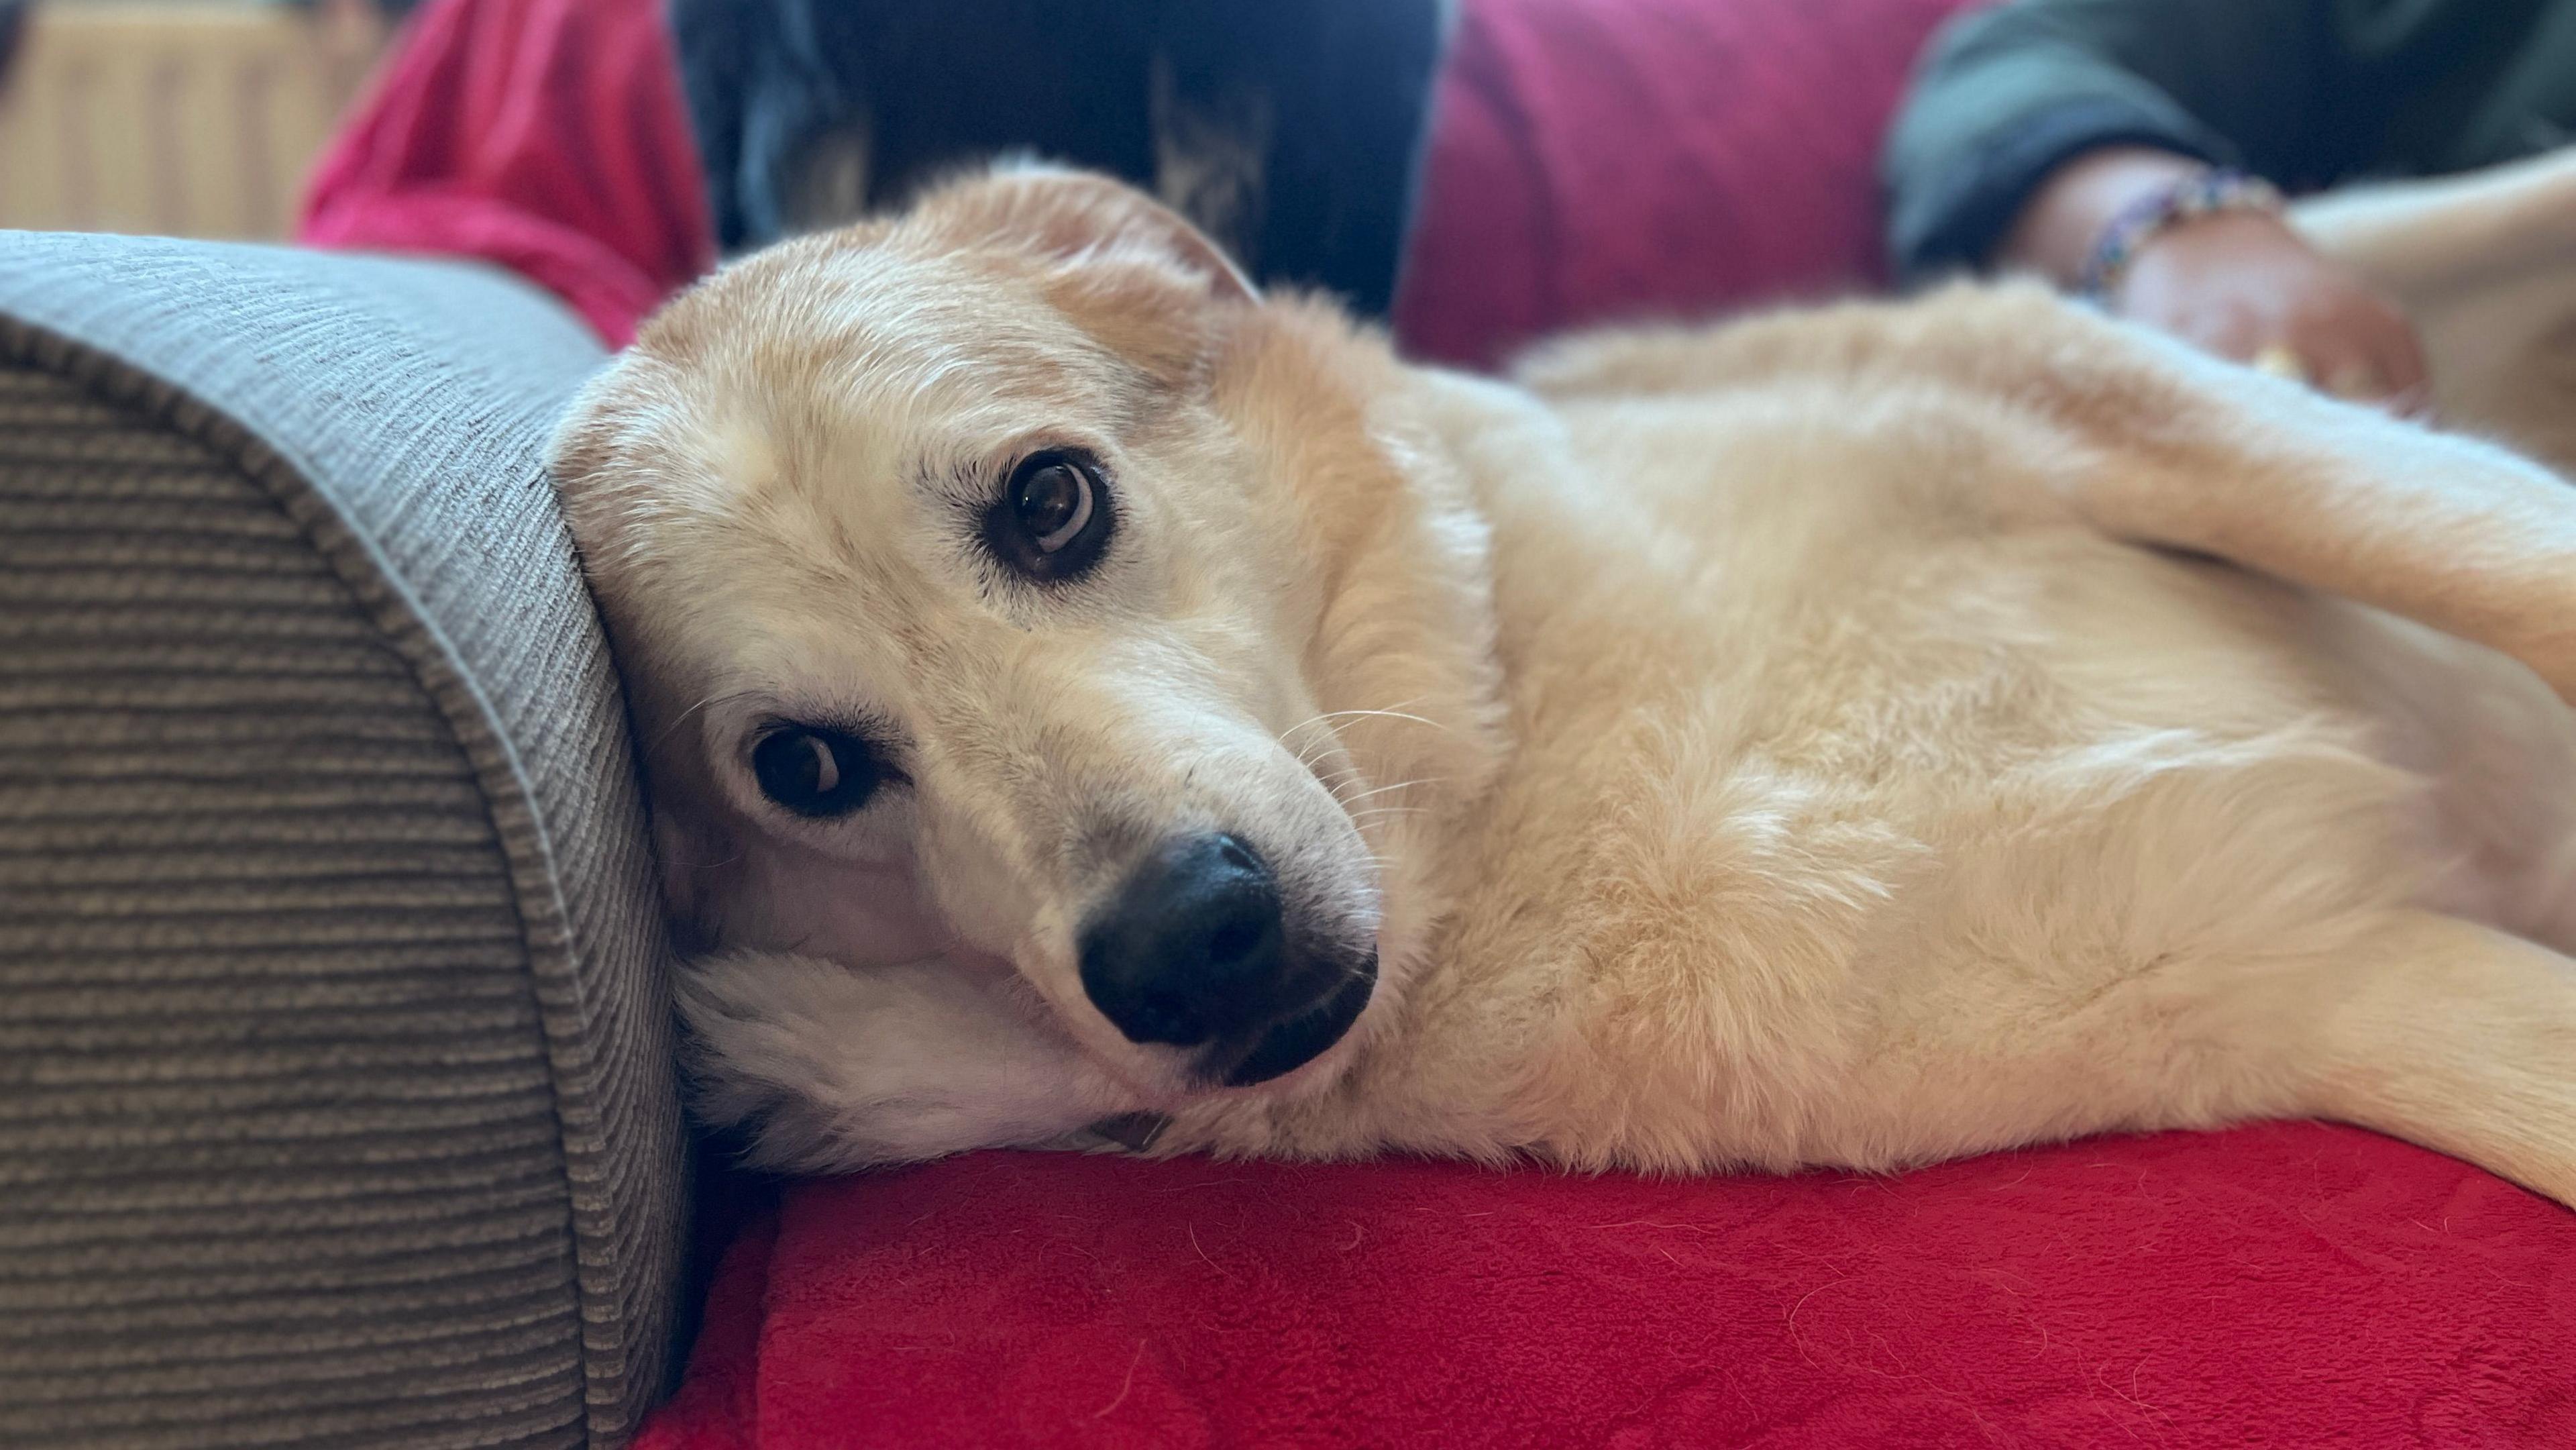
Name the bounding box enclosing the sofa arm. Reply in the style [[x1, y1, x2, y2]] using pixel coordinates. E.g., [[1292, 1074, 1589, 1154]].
[[0, 234, 686, 1448]]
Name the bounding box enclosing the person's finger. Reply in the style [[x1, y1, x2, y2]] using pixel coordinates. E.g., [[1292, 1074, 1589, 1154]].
[[2372, 309, 2432, 400], [2375, 384, 2436, 421], [2313, 297, 2428, 405], [2190, 305, 2270, 363], [2291, 326, 2387, 402], [2297, 319, 2431, 417], [2249, 346, 2308, 382], [2320, 354, 2390, 402]]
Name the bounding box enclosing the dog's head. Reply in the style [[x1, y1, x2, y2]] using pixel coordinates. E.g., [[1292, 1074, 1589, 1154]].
[[551, 166, 1503, 1159]]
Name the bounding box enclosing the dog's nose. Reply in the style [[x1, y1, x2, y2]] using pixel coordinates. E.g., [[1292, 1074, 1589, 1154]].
[[1079, 833, 1287, 1046]]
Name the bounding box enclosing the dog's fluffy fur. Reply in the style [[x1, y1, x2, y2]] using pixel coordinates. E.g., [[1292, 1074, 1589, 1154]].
[[552, 163, 2576, 1206]]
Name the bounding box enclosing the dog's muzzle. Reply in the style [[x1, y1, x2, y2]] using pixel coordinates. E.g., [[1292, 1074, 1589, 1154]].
[[1076, 832, 1375, 1086]]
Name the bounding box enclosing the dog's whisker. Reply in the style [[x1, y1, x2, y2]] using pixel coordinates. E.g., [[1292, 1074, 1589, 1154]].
[[1312, 707, 1450, 735], [1347, 807, 1431, 825], [649, 688, 761, 756], [1281, 700, 1445, 746], [1337, 777, 1446, 807], [1285, 721, 1347, 772], [1293, 735, 1346, 772], [1286, 696, 1431, 728], [1301, 755, 1367, 793], [1318, 770, 1371, 800]]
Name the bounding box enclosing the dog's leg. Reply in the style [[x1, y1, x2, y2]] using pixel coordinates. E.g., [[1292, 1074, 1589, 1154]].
[[2049, 335, 2576, 705], [1535, 287, 2576, 698], [2076, 378, 2576, 707], [1899, 287, 2576, 705], [2276, 909, 2576, 1208]]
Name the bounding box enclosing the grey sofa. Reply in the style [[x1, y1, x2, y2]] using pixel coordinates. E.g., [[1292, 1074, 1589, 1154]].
[[0, 232, 690, 1449]]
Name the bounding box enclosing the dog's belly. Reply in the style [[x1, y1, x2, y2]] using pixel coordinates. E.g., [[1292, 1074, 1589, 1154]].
[[2285, 594, 2576, 949], [1992, 529, 2576, 951], [1273, 391, 2576, 1174]]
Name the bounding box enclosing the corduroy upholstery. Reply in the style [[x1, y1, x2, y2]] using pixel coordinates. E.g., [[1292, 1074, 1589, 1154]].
[[0, 234, 686, 1449]]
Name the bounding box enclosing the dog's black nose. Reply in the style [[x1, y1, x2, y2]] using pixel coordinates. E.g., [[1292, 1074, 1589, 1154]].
[[1079, 833, 1287, 1046]]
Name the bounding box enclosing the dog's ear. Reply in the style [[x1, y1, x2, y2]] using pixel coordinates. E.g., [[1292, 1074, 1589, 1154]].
[[907, 161, 1260, 306], [547, 360, 659, 576]]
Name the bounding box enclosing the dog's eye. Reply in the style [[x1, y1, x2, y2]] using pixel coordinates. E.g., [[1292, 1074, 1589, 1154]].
[[987, 450, 1112, 581], [750, 725, 881, 819]]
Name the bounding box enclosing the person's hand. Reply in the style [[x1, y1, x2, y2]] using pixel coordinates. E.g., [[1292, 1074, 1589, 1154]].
[[2110, 208, 2430, 413], [1998, 148, 2432, 415]]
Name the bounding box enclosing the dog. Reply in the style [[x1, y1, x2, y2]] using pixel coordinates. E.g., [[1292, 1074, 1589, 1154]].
[[549, 163, 2576, 1206]]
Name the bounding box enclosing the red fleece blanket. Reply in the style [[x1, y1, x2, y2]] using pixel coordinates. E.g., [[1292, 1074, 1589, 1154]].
[[642, 1125, 2573, 1448]]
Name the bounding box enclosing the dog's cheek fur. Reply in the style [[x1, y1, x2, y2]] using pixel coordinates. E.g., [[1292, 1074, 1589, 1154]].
[[678, 952, 1138, 1171], [648, 807, 728, 954]]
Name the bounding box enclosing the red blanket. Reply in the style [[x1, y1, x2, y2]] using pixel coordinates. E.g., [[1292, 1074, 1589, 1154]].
[[1393, 0, 1982, 366], [641, 1124, 2573, 1448]]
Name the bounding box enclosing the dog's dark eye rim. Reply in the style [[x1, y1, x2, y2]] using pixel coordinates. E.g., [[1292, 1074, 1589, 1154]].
[[984, 448, 1115, 583], [746, 721, 894, 819]]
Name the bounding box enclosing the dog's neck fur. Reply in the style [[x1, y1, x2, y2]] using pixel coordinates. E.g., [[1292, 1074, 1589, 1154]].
[[1148, 301, 1557, 1154]]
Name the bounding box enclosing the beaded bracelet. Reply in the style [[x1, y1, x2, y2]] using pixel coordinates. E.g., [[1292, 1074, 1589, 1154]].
[[2077, 168, 2286, 301]]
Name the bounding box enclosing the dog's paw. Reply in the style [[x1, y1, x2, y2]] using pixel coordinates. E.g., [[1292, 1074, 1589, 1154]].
[[676, 951, 1132, 1172]]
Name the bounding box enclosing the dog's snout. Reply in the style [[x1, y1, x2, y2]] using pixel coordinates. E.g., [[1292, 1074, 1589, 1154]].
[[1079, 833, 1287, 1046]]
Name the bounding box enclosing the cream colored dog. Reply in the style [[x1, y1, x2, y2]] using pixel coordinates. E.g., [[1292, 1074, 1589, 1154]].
[[551, 164, 2576, 1208]]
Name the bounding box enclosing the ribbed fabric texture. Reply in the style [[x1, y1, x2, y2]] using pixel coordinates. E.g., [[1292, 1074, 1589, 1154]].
[[0, 237, 688, 1448]]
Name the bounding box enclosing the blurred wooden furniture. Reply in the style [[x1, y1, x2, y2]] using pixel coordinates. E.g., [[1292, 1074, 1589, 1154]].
[[0, 1, 386, 240]]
